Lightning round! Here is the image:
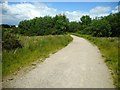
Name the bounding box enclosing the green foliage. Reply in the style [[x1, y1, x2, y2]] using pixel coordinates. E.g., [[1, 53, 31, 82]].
[[2, 35, 73, 76], [79, 15, 92, 34], [90, 19, 111, 37], [2, 30, 22, 50], [79, 26, 92, 35], [3, 12, 120, 37], [79, 12, 119, 37], [68, 21, 80, 32], [0, 24, 16, 28], [103, 12, 120, 37], [54, 14, 69, 34], [80, 15, 91, 25], [18, 14, 69, 36]]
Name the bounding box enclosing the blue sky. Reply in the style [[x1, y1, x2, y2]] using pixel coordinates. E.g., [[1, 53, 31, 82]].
[[1, 1, 119, 25], [9, 2, 118, 12], [45, 2, 118, 12]]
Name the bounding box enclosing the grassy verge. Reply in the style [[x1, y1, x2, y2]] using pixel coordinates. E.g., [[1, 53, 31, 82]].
[[73, 33, 119, 88], [3, 35, 73, 77]]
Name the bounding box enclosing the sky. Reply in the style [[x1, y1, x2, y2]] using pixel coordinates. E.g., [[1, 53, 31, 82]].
[[0, 1, 119, 25]]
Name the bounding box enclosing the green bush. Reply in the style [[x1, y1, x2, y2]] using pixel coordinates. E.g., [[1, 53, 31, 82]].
[[91, 19, 111, 37], [2, 32, 22, 50], [82, 26, 92, 35], [18, 15, 69, 36]]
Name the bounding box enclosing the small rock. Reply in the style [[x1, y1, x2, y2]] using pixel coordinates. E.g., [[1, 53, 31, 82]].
[[8, 78, 13, 81], [32, 63, 36, 66], [13, 73, 17, 75]]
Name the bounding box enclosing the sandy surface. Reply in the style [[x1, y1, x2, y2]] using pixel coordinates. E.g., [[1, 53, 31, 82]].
[[3, 35, 114, 88]]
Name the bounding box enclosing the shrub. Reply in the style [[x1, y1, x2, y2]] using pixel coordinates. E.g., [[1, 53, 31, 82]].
[[82, 26, 93, 35], [91, 20, 111, 37], [2, 32, 22, 50]]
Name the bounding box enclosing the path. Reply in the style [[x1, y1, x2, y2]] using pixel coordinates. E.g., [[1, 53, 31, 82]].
[[3, 35, 114, 88]]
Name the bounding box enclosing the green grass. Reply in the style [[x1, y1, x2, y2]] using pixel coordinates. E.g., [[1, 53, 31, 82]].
[[2, 35, 73, 77], [73, 33, 119, 88]]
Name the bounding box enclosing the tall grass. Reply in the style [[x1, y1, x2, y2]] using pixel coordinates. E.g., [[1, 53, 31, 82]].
[[73, 33, 119, 88], [2, 35, 73, 77]]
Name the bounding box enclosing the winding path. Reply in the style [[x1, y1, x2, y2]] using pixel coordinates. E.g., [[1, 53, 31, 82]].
[[3, 35, 114, 88]]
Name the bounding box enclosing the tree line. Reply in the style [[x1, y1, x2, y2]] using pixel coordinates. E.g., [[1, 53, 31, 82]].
[[0, 24, 16, 28], [15, 12, 120, 37], [17, 14, 81, 36], [17, 14, 69, 35], [80, 13, 120, 37]]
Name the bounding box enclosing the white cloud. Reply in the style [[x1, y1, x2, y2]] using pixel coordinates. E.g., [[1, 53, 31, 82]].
[[111, 5, 119, 14], [89, 13, 110, 19], [6, 2, 57, 18], [1, 2, 59, 25], [1, 2, 113, 25], [90, 6, 111, 14], [64, 11, 88, 21]]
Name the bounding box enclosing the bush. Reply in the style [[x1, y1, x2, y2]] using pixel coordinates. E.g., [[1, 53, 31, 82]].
[[91, 20, 111, 37], [82, 26, 92, 35], [2, 32, 22, 50]]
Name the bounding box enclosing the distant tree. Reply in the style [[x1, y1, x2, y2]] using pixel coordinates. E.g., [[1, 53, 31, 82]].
[[103, 12, 120, 36], [90, 19, 111, 37], [68, 21, 80, 32], [54, 14, 69, 34], [80, 15, 91, 25], [0, 24, 16, 28], [79, 15, 92, 34], [17, 12, 119, 37]]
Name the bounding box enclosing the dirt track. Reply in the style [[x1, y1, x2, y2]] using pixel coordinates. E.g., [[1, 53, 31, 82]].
[[3, 35, 114, 88]]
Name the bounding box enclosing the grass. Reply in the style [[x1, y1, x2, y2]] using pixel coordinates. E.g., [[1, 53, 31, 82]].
[[2, 35, 73, 77], [73, 33, 119, 88]]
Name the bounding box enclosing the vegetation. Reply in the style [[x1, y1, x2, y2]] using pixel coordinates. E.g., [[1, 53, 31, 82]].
[[90, 19, 111, 37], [79, 13, 120, 37], [73, 33, 119, 88], [2, 34, 72, 76], [9, 12, 119, 37], [17, 14, 69, 36], [0, 24, 16, 28], [2, 32, 22, 50], [68, 21, 80, 32]]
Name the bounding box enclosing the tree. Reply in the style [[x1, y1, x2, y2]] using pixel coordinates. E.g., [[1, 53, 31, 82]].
[[80, 15, 91, 25], [18, 15, 69, 35], [79, 15, 92, 34], [54, 14, 69, 34], [17, 12, 119, 37], [103, 12, 120, 37], [90, 19, 111, 37], [68, 21, 80, 32]]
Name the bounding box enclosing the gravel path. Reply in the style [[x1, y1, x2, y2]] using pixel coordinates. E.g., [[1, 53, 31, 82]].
[[3, 35, 114, 88]]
